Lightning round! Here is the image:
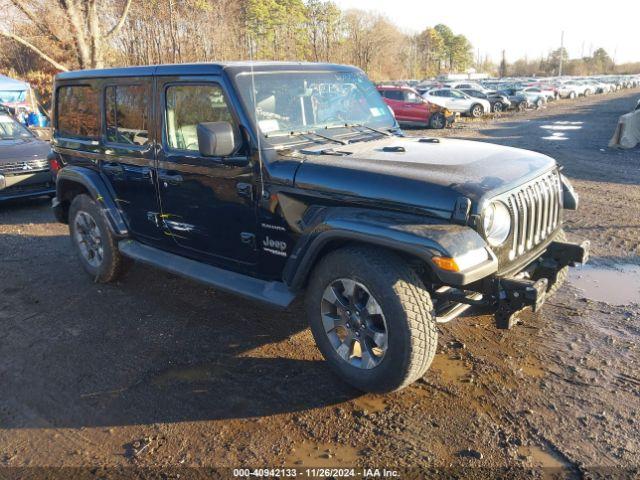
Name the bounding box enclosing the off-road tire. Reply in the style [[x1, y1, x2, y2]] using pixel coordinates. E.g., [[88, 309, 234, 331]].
[[545, 229, 569, 297], [69, 194, 130, 283], [305, 245, 438, 393], [470, 103, 484, 118]]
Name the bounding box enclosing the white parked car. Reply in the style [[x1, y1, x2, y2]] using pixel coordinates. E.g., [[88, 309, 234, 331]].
[[422, 88, 491, 118], [583, 79, 611, 94], [555, 82, 581, 99], [522, 86, 555, 101], [559, 80, 592, 97]]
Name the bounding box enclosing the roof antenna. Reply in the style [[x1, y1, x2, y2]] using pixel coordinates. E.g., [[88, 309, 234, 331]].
[[248, 35, 265, 200]]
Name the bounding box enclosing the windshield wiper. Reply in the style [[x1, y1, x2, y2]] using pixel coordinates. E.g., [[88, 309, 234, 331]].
[[266, 129, 348, 145], [343, 123, 393, 136]]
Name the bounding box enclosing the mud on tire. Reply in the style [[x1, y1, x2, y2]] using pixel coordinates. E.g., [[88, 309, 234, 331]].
[[305, 245, 438, 393], [69, 194, 130, 283]]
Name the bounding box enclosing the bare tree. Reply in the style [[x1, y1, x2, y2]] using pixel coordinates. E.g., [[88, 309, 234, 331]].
[[1, 0, 133, 71]]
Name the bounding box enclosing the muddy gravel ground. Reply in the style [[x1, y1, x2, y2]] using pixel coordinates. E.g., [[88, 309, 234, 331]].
[[1, 89, 639, 480]]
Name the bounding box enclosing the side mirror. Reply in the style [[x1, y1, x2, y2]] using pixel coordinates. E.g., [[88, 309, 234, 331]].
[[197, 121, 237, 157]]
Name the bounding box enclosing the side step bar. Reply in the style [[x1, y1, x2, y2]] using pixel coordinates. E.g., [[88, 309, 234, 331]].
[[436, 291, 484, 324], [118, 240, 296, 309]]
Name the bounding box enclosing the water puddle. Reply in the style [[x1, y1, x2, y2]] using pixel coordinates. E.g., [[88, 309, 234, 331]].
[[569, 263, 640, 306], [353, 395, 387, 414], [285, 442, 360, 467], [430, 354, 472, 383], [518, 445, 571, 470]]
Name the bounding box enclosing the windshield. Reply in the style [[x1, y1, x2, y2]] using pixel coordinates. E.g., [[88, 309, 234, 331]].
[[234, 70, 395, 136], [0, 113, 33, 140]]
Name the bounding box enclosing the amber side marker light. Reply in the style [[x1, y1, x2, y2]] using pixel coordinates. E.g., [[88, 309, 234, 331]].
[[432, 256, 460, 272]]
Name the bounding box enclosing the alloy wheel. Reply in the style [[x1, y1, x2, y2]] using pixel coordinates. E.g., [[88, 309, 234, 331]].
[[74, 211, 104, 268], [320, 278, 388, 369]]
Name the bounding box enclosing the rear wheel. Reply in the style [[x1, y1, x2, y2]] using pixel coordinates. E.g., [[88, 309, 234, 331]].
[[69, 194, 130, 283], [517, 101, 527, 112], [493, 101, 504, 112], [305, 246, 438, 393], [470, 103, 484, 118], [428, 112, 446, 129], [569, 91, 576, 99]]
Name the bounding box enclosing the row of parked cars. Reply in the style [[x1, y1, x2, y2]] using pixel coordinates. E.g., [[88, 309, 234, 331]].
[[378, 74, 640, 128]]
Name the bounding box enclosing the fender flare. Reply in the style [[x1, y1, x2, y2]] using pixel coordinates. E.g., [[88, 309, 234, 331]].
[[283, 207, 495, 290], [55, 166, 129, 237]]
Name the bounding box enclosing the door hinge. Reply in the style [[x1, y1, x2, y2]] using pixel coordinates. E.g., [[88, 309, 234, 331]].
[[240, 232, 256, 249]]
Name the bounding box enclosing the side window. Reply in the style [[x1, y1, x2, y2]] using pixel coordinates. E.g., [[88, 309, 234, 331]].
[[165, 84, 234, 152], [105, 84, 150, 146], [384, 90, 403, 101], [56, 85, 100, 139], [404, 91, 421, 103]]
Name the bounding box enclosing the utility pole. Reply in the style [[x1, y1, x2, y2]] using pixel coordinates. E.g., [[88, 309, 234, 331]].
[[558, 30, 564, 77]]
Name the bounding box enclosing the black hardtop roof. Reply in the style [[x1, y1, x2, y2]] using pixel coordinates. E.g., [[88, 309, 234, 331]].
[[55, 61, 361, 81]]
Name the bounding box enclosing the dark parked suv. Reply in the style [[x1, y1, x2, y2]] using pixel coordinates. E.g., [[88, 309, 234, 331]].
[[0, 107, 54, 201], [50, 63, 589, 392]]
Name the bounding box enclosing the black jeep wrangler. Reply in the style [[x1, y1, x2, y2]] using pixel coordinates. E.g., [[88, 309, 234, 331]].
[[50, 62, 589, 393]]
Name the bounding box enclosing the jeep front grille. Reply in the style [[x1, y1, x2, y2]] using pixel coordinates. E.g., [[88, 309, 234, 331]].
[[504, 170, 563, 260], [0, 159, 49, 175]]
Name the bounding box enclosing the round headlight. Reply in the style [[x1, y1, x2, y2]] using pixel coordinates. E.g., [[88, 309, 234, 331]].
[[482, 201, 511, 246]]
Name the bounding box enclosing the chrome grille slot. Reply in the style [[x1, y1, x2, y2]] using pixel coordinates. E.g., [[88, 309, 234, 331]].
[[0, 158, 49, 175], [502, 170, 561, 262]]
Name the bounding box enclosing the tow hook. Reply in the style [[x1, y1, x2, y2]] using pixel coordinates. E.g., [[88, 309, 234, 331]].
[[495, 277, 548, 330]]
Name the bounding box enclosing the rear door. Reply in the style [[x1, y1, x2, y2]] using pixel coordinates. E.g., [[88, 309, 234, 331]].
[[99, 80, 162, 242], [381, 90, 407, 121], [155, 76, 257, 268]]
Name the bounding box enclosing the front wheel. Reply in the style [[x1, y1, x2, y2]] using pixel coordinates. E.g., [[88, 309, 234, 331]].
[[428, 112, 446, 129], [305, 246, 438, 393], [470, 103, 484, 118], [493, 101, 504, 113], [69, 194, 130, 283], [569, 91, 576, 99]]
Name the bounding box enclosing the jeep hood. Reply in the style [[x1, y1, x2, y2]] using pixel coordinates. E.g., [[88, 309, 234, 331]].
[[293, 136, 557, 215]]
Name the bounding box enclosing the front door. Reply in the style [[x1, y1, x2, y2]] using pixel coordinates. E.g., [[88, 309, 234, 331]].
[[401, 90, 429, 123], [155, 77, 257, 268]]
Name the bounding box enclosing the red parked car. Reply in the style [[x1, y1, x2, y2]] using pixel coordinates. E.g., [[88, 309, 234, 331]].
[[377, 85, 455, 129]]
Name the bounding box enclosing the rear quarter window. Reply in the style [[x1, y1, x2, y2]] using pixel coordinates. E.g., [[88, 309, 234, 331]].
[[56, 85, 100, 139]]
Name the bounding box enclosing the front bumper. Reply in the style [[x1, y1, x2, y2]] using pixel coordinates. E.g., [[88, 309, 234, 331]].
[[434, 238, 590, 328], [0, 171, 55, 201]]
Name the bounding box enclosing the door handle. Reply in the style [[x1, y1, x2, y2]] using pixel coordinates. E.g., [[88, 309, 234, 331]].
[[159, 171, 183, 185], [102, 162, 123, 173]]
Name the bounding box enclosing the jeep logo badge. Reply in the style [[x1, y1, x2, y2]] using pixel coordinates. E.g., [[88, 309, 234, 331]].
[[262, 236, 287, 257]]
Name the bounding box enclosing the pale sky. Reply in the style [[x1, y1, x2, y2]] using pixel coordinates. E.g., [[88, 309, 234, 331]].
[[334, 0, 639, 64]]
